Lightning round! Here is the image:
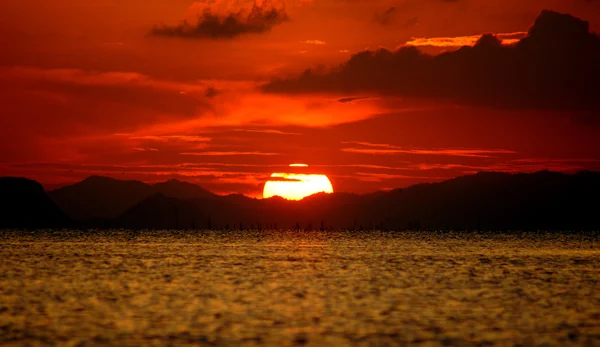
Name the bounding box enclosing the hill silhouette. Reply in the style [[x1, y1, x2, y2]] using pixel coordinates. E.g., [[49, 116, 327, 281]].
[[2, 171, 599, 230], [49, 176, 215, 220], [151, 179, 214, 201], [0, 177, 71, 228], [103, 171, 600, 231]]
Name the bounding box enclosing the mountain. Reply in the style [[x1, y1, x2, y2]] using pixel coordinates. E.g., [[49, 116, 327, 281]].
[[0, 177, 70, 228], [152, 179, 215, 200], [49, 176, 216, 221], [109, 171, 600, 231], [362, 170, 600, 231], [5, 171, 600, 230], [49, 176, 153, 221]]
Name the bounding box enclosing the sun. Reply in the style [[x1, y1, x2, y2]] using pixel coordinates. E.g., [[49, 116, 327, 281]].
[[263, 164, 334, 200]]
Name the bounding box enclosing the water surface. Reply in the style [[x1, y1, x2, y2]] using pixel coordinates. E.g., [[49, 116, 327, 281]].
[[1, 230, 599, 345]]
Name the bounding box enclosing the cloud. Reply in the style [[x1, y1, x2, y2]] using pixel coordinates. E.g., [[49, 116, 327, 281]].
[[180, 151, 279, 156], [405, 32, 527, 48], [264, 176, 302, 182], [341, 141, 516, 158], [374, 7, 397, 26], [399, 158, 600, 173], [159, 91, 382, 130], [133, 148, 159, 152], [205, 87, 220, 98], [263, 10, 600, 114], [0, 67, 217, 123], [151, 0, 289, 39], [232, 128, 301, 135], [302, 40, 326, 45], [1, 65, 380, 151], [337, 96, 369, 103], [123, 135, 212, 143], [356, 172, 441, 182]]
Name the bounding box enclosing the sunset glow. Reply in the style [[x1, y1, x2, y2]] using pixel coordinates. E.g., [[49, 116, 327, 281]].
[[1, 1, 600, 196]]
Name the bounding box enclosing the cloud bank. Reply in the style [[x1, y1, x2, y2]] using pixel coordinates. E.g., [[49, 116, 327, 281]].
[[264, 10, 600, 113]]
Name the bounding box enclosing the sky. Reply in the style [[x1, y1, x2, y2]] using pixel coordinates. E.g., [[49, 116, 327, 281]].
[[1, 0, 600, 197]]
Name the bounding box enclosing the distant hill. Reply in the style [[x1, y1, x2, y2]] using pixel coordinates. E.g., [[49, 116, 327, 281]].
[[49, 176, 216, 220], [106, 171, 600, 231], [3, 171, 600, 230], [49, 176, 153, 221], [361, 171, 600, 231], [152, 179, 215, 201], [0, 177, 71, 228]]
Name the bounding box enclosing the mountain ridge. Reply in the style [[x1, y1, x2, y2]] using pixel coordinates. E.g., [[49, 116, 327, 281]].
[[48, 176, 216, 220], [1, 171, 598, 230]]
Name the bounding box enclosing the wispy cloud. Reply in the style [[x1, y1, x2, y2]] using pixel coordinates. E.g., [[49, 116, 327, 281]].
[[513, 158, 600, 164], [232, 128, 301, 135], [180, 151, 279, 156], [312, 164, 402, 170], [342, 141, 397, 149], [132, 147, 159, 152], [341, 141, 516, 158], [356, 172, 443, 182], [409, 158, 600, 173], [337, 96, 369, 103], [119, 134, 212, 143], [301, 40, 327, 45], [342, 148, 516, 158]]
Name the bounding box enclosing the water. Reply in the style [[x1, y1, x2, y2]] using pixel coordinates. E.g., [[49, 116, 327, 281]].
[[1, 229, 599, 346]]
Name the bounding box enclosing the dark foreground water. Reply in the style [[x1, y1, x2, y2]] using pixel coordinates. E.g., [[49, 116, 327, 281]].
[[0, 230, 599, 346]]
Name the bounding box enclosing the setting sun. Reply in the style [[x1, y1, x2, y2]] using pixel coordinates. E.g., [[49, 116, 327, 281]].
[[263, 164, 334, 200]]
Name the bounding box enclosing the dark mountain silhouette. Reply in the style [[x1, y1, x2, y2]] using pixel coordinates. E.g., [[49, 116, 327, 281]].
[[361, 171, 600, 231], [49, 176, 216, 221], [152, 179, 215, 201], [107, 171, 600, 231], [2, 171, 599, 230], [49, 176, 153, 220], [0, 177, 70, 228]]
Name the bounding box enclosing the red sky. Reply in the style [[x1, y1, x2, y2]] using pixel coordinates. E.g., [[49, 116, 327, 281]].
[[1, 0, 600, 197]]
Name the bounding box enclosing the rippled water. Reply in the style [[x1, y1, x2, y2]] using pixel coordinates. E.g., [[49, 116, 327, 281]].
[[1, 229, 599, 346]]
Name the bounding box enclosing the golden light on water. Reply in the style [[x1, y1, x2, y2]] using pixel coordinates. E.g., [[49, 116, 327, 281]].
[[263, 164, 334, 200]]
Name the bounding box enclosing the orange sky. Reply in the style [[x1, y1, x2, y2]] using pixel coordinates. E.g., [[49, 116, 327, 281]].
[[1, 0, 600, 196]]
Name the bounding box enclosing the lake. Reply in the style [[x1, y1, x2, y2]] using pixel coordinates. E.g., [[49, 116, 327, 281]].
[[1, 229, 599, 346]]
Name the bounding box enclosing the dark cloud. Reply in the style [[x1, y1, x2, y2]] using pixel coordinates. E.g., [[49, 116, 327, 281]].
[[150, 1, 289, 39], [337, 96, 369, 103], [374, 7, 397, 26], [264, 10, 600, 113], [373, 7, 418, 29], [205, 87, 220, 98]]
